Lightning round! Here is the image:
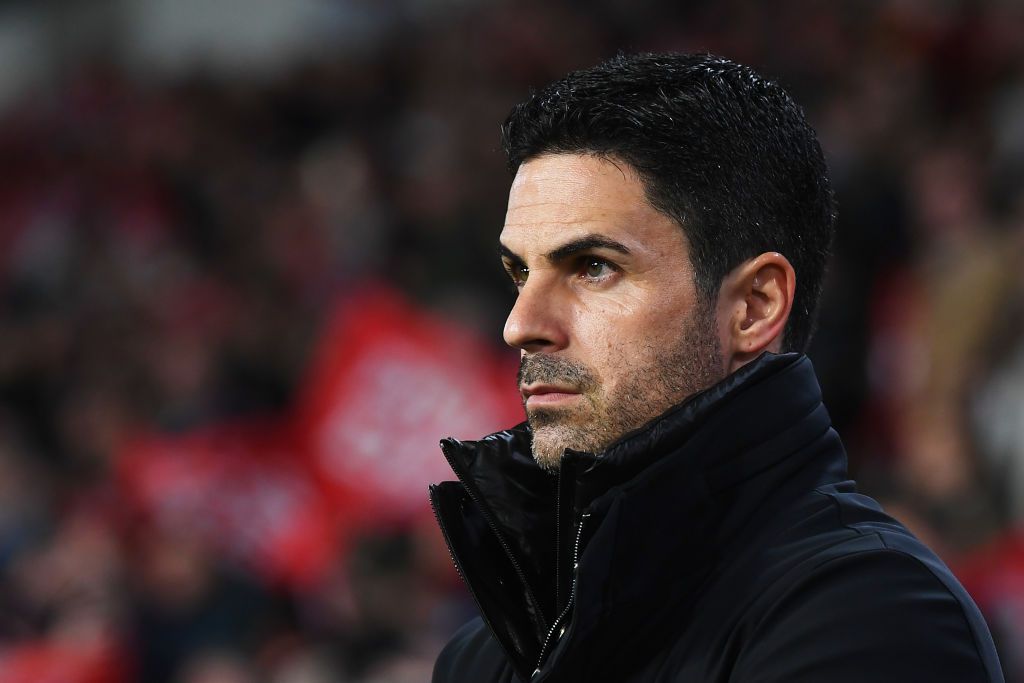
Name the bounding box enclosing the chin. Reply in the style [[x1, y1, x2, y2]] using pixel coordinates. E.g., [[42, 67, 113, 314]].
[[528, 430, 567, 471], [528, 421, 605, 471]]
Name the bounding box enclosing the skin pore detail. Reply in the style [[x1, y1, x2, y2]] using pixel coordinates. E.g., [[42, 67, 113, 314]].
[[500, 153, 725, 470]]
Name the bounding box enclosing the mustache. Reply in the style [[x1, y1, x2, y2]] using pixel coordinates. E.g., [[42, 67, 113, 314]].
[[518, 355, 599, 392]]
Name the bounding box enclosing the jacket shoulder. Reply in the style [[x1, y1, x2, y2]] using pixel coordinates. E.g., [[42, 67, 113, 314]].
[[433, 617, 518, 683], [730, 537, 1004, 682]]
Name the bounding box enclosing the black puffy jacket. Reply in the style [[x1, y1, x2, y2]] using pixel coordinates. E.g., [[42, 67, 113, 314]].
[[430, 353, 1003, 682]]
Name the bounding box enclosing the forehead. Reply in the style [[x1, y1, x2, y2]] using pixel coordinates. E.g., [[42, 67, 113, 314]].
[[500, 153, 688, 259]]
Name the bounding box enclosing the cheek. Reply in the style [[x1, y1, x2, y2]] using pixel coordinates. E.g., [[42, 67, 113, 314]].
[[591, 287, 699, 351], [575, 288, 693, 344], [572, 301, 682, 382], [570, 282, 652, 338], [574, 282, 648, 318]]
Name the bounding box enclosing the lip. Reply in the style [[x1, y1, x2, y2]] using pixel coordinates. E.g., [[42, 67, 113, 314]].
[[521, 384, 582, 407]]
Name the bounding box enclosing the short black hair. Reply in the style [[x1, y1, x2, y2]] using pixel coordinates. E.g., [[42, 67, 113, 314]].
[[501, 53, 836, 352]]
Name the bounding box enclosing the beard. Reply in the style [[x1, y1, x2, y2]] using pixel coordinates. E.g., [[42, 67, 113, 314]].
[[519, 306, 723, 471]]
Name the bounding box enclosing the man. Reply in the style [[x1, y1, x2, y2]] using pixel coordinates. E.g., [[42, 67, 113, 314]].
[[429, 53, 1003, 682]]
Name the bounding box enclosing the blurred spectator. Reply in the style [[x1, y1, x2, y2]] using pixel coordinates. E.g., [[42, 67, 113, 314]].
[[130, 528, 274, 683]]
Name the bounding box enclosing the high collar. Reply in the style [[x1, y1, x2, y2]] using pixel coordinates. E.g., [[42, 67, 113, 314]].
[[431, 352, 847, 681]]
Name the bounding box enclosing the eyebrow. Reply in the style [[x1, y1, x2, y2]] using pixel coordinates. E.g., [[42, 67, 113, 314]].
[[499, 234, 632, 266]]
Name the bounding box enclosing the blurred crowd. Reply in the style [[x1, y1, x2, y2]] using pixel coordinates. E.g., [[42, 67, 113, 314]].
[[1, 0, 1024, 680]]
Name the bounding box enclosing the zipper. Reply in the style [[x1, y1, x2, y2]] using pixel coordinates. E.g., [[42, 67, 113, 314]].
[[439, 440, 549, 633], [533, 511, 591, 679]]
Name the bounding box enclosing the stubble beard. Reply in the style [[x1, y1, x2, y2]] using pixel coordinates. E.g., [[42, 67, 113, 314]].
[[520, 308, 724, 472]]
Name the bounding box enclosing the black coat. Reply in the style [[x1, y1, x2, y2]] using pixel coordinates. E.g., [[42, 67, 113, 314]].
[[429, 353, 1003, 682]]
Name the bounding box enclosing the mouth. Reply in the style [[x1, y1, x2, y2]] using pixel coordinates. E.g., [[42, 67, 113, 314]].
[[521, 384, 582, 408]]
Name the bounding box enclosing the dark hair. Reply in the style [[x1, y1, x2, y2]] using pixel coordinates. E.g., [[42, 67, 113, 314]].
[[501, 53, 836, 352]]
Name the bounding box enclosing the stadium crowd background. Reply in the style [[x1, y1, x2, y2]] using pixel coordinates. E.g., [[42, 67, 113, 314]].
[[1, 0, 1024, 681]]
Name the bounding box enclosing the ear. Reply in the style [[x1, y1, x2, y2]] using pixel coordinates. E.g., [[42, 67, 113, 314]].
[[716, 252, 796, 373]]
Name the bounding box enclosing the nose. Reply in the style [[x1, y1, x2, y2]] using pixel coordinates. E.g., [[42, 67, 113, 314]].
[[503, 279, 569, 353]]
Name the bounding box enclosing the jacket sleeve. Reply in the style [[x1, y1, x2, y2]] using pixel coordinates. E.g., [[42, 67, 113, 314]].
[[433, 617, 518, 683], [728, 548, 1004, 683]]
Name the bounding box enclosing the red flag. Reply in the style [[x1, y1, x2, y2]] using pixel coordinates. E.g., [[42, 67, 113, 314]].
[[294, 285, 522, 529]]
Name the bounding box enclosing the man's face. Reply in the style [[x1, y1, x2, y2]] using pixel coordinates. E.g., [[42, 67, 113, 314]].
[[500, 153, 725, 470]]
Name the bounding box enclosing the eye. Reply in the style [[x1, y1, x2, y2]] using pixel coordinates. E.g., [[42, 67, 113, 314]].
[[580, 258, 616, 281], [507, 264, 529, 287]]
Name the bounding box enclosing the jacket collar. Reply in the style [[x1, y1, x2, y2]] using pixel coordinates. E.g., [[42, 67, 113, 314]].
[[433, 352, 847, 681]]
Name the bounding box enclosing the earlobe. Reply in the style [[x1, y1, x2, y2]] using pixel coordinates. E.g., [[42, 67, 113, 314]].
[[719, 253, 796, 372]]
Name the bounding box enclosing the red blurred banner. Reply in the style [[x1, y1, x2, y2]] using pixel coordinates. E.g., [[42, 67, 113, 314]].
[[294, 285, 522, 527]]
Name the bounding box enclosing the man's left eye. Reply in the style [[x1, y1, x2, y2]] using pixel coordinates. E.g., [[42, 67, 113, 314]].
[[582, 258, 615, 279]]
